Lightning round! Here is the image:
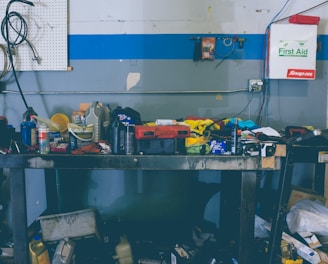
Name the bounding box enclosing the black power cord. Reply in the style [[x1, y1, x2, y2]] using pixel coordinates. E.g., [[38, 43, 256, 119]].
[[0, 0, 37, 111]]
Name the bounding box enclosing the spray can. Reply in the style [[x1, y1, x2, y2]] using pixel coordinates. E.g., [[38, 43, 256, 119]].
[[38, 124, 49, 154], [125, 125, 134, 155], [231, 119, 239, 155], [29, 235, 50, 264]]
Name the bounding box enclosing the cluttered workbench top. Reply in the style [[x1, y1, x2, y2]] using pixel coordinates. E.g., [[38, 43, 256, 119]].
[[1, 101, 327, 171]]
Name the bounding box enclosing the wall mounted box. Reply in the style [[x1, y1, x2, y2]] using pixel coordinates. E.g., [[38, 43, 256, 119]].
[[267, 23, 318, 80]]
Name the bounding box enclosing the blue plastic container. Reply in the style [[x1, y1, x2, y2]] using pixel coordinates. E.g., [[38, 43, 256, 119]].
[[21, 121, 37, 146]]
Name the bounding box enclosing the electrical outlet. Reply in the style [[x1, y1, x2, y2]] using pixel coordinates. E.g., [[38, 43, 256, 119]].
[[248, 79, 263, 92]]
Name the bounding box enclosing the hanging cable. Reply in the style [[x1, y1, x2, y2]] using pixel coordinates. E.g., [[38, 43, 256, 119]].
[[233, 93, 254, 118], [273, 0, 328, 24], [215, 36, 237, 68], [0, 0, 36, 110]]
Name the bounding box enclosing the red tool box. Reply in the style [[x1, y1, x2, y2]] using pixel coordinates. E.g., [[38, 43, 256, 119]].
[[134, 125, 190, 155], [134, 125, 190, 140]]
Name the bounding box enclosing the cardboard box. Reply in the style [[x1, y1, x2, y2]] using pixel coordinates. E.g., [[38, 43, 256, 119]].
[[38, 208, 102, 243], [298, 232, 321, 249], [288, 188, 326, 210], [314, 248, 328, 264]]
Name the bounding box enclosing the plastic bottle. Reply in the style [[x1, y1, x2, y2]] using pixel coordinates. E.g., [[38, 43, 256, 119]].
[[23, 107, 38, 122], [111, 117, 124, 154], [85, 101, 103, 142], [115, 235, 134, 264], [102, 104, 111, 141], [29, 235, 50, 264]]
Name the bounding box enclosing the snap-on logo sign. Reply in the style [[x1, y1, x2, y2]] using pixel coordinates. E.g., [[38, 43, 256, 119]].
[[287, 69, 315, 79]]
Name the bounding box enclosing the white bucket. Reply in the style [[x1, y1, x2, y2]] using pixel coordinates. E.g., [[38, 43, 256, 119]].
[[67, 123, 94, 149]]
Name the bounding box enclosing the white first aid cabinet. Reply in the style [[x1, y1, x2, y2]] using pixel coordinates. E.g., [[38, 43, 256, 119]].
[[267, 23, 318, 80]]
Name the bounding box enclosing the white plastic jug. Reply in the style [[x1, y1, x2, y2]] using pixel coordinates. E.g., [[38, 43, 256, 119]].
[[85, 101, 111, 142]]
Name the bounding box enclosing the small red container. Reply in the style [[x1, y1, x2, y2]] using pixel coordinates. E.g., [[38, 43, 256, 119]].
[[289, 14, 320, 25]]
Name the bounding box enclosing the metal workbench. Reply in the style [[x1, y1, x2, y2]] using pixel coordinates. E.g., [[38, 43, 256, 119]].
[[0, 154, 282, 264]]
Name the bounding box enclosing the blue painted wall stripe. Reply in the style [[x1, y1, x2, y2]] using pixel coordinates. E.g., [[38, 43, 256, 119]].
[[68, 34, 327, 60]]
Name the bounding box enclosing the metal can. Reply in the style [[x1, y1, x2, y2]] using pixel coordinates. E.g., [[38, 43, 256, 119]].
[[125, 125, 135, 155], [38, 124, 49, 154]]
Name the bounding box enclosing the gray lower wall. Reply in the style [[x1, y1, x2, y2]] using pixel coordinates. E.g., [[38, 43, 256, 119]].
[[1, 60, 326, 129]]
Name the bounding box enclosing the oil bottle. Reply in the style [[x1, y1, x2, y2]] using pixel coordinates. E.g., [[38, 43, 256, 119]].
[[115, 235, 134, 264], [29, 235, 50, 264]]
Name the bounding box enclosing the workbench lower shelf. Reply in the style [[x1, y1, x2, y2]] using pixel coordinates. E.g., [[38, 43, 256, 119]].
[[0, 154, 282, 264]]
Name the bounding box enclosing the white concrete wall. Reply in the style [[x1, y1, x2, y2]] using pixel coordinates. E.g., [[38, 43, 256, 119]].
[[69, 0, 328, 34]]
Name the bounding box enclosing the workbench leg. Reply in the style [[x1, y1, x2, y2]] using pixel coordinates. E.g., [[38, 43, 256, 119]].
[[268, 151, 294, 264], [239, 170, 258, 264], [221, 170, 257, 264], [44, 169, 64, 214], [10, 168, 28, 264]]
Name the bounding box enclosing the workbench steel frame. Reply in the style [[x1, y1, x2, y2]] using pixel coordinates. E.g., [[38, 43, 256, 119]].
[[0, 154, 282, 264]]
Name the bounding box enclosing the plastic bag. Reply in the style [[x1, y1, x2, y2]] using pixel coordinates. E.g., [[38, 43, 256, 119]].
[[254, 215, 270, 238], [286, 199, 328, 236]]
